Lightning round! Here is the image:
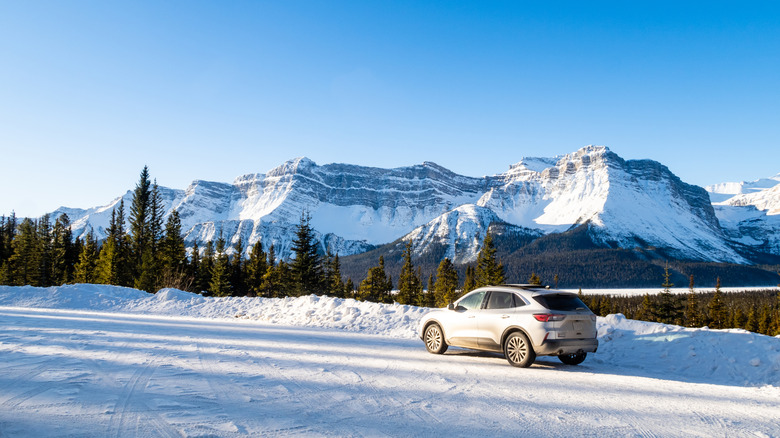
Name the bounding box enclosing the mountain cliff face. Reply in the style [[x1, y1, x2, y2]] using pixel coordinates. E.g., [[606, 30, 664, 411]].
[[54, 146, 775, 265]]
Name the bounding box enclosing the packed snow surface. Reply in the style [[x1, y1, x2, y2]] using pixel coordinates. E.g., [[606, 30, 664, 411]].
[[1, 284, 779, 437]]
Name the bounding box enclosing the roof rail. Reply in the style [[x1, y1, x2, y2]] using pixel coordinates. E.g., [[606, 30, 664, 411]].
[[499, 284, 550, 289]]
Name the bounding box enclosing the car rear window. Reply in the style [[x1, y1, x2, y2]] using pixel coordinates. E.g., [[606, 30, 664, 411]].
[[533, 294, 589, 311]]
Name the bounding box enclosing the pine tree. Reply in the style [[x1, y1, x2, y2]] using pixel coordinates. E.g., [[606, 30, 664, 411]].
[[655, 263, 681, 324], [198, 240, 215, 293], [245, 241, 268, 297], [230, 236, 245, 296], [637, 293, 655, 322], [434, 258, 459, 308], [189, 241, 201, 293], [475, 232, 505, 287], [130, 166, 152, 275], [528, 272, 542, 286], [74, 228, 99, 284], [685, 275, 701, 327], [462, 265, 476, 294], [358, 256, 392, 302], [554, 273, 560, 289], [324, 252, 346, 298], [707, 277, 727, 329], [290, 212, 323, 296], [396, 241, 422, 305], [158, 209, 188, 290], [209, 234, 232, 297], [345, 277, 355, 299], [6, 218, 40, 286], [36, 214, 53, 287], [51, 213, 74, 285]]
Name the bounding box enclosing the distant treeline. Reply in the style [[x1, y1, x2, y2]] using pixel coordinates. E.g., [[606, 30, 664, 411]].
[[580, 272, 780, 336]]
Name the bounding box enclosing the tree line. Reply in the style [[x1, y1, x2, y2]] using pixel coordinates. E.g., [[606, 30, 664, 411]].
[[579, 266, 780, 336]]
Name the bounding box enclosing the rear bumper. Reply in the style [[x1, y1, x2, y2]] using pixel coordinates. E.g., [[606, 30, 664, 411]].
[[535, 338, 598, 356]]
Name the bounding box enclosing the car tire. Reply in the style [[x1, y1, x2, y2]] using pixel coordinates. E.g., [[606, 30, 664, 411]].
[[504, 332, 536, 367], [424, 323, 448, 354], [558, 352, 587, 365]]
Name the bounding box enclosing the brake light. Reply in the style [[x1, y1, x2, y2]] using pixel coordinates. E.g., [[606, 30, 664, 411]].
[[533, 313, 565, 322]]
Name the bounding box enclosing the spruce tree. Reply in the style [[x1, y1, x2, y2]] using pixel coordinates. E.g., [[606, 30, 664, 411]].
[[290, 212, 323, 296], [396, 241, 422, 305], [324, 252, 346, 298], [707, 277, 727, 329], [655, 263, 681, 324], [245, 241, 268, 297], [198, 240, 215, 293], [51, 213, 74, 285], [209, 234, 232, 297], [475, 232, 505, 287], [130, 166, 152, 274], [74, 228, 99, 284], [230, 236, 245, 295], [528, 272, 542, 286], [36, 214, 53, 287], [685, 275, 701, 327], [159, 209, 187, 290], [358, 256, 392, 302], [462, 265, 476, 294], [434, 258, 459, 308], [6, 218, 40, 286]]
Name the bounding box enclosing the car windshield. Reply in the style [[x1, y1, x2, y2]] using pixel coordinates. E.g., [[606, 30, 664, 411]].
[[533, 294, 589, 312]]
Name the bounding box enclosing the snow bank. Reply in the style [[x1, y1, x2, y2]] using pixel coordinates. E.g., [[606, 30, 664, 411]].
[[1, 284, 778, 387], [595, 314, 780, 387]]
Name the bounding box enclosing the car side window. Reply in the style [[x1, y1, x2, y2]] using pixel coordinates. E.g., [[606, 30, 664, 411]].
[[486, 292, 520, 309], [458, 291, 486, 310]]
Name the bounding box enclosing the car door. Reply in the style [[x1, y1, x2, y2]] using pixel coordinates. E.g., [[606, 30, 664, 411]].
[[444, 290, 486, 349], [477, 291, 524, 352]]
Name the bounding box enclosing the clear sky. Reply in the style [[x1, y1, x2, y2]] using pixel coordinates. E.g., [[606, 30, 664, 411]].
[[1, 1, 779, 217]]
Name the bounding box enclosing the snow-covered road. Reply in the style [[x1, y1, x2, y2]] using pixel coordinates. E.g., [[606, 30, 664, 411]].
[[1, 306, 778, 437]]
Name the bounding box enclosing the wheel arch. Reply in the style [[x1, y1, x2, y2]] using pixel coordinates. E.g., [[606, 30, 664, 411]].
[[501, 326, 534, 349]]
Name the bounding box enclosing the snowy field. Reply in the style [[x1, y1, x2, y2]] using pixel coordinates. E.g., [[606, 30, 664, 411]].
[[1, 285, 779, 437]]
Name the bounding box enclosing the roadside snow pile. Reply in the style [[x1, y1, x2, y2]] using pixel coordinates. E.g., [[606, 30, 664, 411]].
[[1, 284, 778, 387], [594, 314, 780, 387], [0, 284, 428, 339]]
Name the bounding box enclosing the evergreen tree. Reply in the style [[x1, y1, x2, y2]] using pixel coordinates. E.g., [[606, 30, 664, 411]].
[[290, 212, 323, 296], [707, 277, 727, 329], [396, 241, 422, 305], [6, 218, 40, 286], [345, 277, 355, 299], [129, 166, 152, 274], [554, 273, 560, 289], [51, 213, 75, 285], [637, 293, 655, 322], [189, 241, 201, 293], [358, 256, 392, 302], [245, 241, 268, 297], [324, 252, 346, 298], [685, 275, 702, 327], [462, 265, 476, 294], [198, 240, 215, 293], [74, 228, 99, 284], [528, 272, 542, 286], [159, 209, 188, 290], [36, 214, 53, 286], [209, 234, 232, 297], [475, 232, 505, 287], [230, 236, 245, 295], [655, 263, 681, 324], [434, 258, 459, 308]]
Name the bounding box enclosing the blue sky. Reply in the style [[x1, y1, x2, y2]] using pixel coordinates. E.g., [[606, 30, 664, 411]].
[[1, 1, 779, 217]]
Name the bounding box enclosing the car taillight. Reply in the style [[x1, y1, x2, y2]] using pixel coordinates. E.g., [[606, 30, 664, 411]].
[[533, 313, 566, 322]]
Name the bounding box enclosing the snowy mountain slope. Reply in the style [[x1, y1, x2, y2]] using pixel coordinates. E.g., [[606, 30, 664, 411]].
[[709, 180, 780, 257], [403, 204, 543, 263], [706, 173, 780, 203], [478, 146, 745, 263], [49, 146, 773, 264]]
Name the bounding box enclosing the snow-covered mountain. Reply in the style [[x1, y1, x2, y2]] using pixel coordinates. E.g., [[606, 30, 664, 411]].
[[53, 146, 775, 264], [710, 180, 780, 257], [705, 173, 780, 203]]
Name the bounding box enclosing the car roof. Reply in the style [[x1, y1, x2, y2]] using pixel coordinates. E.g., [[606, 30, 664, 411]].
[[471, 284, 575, 297]]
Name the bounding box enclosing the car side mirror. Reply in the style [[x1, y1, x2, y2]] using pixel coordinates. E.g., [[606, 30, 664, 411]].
[[447, 303, 455, 311]]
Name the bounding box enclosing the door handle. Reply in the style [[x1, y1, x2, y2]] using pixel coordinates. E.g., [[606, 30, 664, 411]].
[[501, 315, 510, 319]]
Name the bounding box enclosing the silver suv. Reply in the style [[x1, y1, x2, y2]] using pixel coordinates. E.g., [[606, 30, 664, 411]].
[[419, 285, 598, 367]]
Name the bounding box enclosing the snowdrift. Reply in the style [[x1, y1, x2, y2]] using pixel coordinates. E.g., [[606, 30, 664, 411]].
[[1, 284, 778, 388]]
